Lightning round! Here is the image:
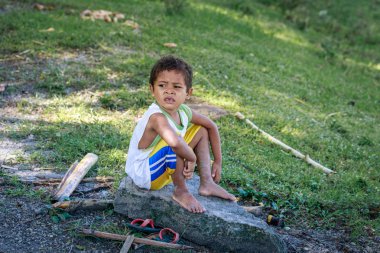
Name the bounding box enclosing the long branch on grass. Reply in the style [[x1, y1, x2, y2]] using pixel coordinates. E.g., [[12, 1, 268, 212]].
[[81, 229, 193, 250], [21, 176, 114, 185], [74, 182, 113, 194], [53, 199, 113, 212], [0, 164, 16, 170], [235, 112, 335, 174]]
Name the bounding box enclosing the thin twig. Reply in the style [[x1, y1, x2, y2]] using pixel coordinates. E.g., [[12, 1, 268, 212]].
[[236, 112, 335, 174]]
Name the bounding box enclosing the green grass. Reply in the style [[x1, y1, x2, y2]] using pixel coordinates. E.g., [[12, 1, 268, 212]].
[[0, 0, 379, 237], [0, 171, 48, 199]]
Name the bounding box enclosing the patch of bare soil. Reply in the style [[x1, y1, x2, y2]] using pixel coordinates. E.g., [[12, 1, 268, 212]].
[[187, 97, 229, 120], [0, 180, 208, 253], [278, 227, 379, 253], [0, 184, 124, 253]]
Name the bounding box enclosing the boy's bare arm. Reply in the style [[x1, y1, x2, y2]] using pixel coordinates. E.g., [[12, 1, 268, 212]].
[[191, 111, 222, 183], [149, 113, 196, 162]]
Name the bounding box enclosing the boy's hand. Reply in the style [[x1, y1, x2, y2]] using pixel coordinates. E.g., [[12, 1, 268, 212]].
[[183, 160, 196, 179], [212, 161, 222, 183]]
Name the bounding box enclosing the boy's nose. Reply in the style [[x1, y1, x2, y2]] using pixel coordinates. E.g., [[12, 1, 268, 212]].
[[165, 88, 175, 94]]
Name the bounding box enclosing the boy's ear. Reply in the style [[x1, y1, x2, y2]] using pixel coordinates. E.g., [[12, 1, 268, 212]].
[[186, 88, 193, 99], [149, 84, 154, 95]]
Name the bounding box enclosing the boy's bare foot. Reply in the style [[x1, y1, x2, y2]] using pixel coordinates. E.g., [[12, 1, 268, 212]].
[[199, 181, 237, 201], [172, 188, 206, 213]]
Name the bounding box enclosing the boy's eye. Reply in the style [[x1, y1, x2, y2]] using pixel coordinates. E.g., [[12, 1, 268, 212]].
[[158, 84, 164, 87], [174, 86, 182, 89]]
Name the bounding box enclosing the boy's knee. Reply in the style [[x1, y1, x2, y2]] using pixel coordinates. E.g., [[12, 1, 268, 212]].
[[176, 155, 184, 163], [187, 125, 208, 149], [197, 126, 208, 137]]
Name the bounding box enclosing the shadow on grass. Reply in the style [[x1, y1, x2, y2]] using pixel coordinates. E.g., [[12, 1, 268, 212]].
[[1, 116, 132, 179]]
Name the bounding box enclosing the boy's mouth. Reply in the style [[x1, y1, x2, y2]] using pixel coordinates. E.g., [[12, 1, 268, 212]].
[[164, 97, 175, 104]]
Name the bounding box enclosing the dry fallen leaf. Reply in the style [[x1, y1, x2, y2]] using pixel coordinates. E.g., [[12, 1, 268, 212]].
[[107, 73, 119, 80], [33, 3, 54, 11], [80, 9, 92, 19], [113, 13, 125, 22], [103, 15, 112, 23], [163, 43, 177, 48], [80, 9, 125, 23], [33, 3, 45, 11], [40, 27, 55, 32], [124, 20, 139, 29], [92, 10, 113, 19]]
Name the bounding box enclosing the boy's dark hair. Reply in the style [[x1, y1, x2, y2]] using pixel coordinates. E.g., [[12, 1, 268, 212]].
[[149, 55, 193, 90]]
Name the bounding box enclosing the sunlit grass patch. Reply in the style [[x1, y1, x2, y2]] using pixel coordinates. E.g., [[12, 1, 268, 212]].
[[99, 89, 152, 111]]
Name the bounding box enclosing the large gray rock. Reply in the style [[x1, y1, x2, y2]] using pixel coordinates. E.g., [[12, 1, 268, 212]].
[[114, 176, 287, 253]]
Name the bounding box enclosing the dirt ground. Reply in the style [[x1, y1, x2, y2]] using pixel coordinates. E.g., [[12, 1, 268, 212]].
[[1, 179, 379, 253], [0, 185, 123, 253]]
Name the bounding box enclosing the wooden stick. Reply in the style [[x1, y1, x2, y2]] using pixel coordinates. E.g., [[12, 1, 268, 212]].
[[63, 176, 113, 183], [74, 182, 112, 193], [235, 112, 335, 174], [54, 153, 98, 201], [0, 164, 17, 170], [52, 199, 113, 212], [23, 176, 114, 185], [56, 160, 79, 191], [81, 229, 193, 250], [120, 235, 134, 253]]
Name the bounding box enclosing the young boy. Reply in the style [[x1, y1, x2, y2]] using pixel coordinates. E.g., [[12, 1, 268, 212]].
[[126, 55, 236, 213]]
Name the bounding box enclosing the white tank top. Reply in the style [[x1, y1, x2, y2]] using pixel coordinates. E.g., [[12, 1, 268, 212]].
[[125, 103, 192, 189]]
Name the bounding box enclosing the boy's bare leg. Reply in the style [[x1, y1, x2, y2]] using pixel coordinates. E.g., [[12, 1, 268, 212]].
[[189, 127, 236, 201], [171, 156, 206, 213]]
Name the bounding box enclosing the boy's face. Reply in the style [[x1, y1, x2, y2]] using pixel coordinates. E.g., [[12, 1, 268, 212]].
[[150, 70, 192, 114]]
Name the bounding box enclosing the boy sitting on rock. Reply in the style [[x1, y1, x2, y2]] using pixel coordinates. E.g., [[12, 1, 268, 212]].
[[126, 55, 236, 213]]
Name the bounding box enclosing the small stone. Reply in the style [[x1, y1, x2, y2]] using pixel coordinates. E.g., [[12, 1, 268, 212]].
[[0, 83, 6, 92], [99, 190, 109, 198], [284, 226, 291, 231], [33, 206, 49, 215], [242, 205, 263, 216]]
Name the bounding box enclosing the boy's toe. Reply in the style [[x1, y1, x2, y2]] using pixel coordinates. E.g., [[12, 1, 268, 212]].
[[198, 204, 205, 213]]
